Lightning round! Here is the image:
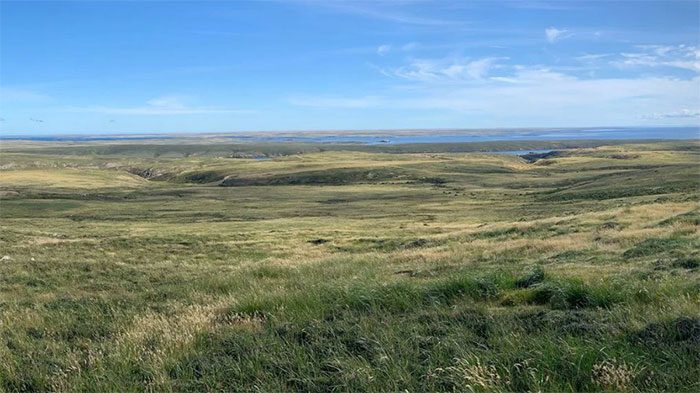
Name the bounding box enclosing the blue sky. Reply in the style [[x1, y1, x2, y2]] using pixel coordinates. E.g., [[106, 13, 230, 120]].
[[1, 0, 699, 134]]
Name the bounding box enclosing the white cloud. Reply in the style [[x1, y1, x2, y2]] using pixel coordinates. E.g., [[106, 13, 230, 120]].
[[291, 56, 700, 126], [644, 108, 700, 119], [70, 95, 251, 115], [390, 57, 507, 82], [464, 58, 506, 80], [145, 95, 189, 109], [403, 75, 698, 117], [613, 45, 700, 73], [545, 27, 571, 43], [376, 44, 391, 56], [291, 39, 700, 126], [575, 53, 611, 62], [489, 66, 572, 84]]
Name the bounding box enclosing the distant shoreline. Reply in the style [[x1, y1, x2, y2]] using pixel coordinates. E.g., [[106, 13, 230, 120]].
[[1, 126, 698, 143]]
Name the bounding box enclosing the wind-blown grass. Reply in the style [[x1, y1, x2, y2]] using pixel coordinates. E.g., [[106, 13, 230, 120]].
[[0, 140, 698, 392]]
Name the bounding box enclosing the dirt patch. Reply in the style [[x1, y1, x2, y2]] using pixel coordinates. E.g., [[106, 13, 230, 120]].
[[0, 190, 20, 197], [31, 236, 96, 245]]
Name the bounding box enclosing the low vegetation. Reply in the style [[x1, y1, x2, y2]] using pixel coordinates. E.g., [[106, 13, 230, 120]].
[[0, 139, 698, 392]]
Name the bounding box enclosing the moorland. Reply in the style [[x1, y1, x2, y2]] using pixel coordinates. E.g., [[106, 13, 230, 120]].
[[0, 138, 698, 392]]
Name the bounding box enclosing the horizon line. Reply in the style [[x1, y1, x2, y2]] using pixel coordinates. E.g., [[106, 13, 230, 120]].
[[1, 124, 699, 138]]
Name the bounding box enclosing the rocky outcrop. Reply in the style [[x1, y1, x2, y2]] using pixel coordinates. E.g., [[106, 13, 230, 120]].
[[126, 167, 171, 180]]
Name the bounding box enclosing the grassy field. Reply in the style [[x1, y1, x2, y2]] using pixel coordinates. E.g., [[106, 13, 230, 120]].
[[0, 139, 698, 392]]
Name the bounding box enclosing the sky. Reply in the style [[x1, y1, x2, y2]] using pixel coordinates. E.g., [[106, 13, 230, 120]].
[[0, 0, 699, 134]]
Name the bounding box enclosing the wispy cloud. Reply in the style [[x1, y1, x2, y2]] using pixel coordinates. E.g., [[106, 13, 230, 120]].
[[70, 95, 252, 115], [401, 42, 419, 51], [612, 44, 700, 72], [376, 44, 391, 56], [0, 87, 51, 103], [387, 57, 508, 82], [643, 108, 700, 119], [292, 75, 699, 125], [545, 27, 571, 43], [145, 95, 189, 110], [299, 1, 462, 26], [575, 53, 612, 62], [288, 95, 383, 109], [504, 1, 583, 11], [291, 48, 700, 126]]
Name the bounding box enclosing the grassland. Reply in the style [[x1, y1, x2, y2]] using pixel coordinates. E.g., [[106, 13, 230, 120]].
[[0, 139, 698, 392]]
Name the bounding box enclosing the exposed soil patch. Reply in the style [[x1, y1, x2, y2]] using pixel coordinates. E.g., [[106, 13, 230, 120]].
[[126, 167, 171, 180]]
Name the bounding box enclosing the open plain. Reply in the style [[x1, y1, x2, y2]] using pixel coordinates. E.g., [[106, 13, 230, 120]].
[[0, 139, 698, 392]]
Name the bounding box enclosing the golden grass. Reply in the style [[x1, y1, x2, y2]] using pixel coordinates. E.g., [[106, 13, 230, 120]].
[[0, 141, 698, 391], [0, 168, 147, 188]]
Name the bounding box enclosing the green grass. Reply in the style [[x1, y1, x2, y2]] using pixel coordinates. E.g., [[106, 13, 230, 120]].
[[0, 139, 699, 392]]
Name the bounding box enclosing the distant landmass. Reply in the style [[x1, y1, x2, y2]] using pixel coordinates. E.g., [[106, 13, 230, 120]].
[[1, 126, 698, 143]]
